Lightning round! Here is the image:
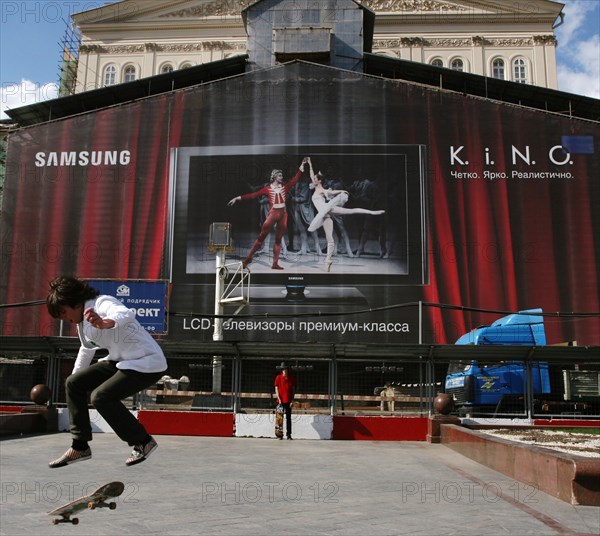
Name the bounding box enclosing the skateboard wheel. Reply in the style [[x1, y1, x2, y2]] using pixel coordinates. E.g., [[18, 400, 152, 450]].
[[72, 518, 79, 525], [88, 502, 96, 510], [109, 502, 117, 510], [52, 519, 59, 525]]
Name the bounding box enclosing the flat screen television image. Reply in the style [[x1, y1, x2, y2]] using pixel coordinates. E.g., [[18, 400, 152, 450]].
[[168, 145, 428, 290]]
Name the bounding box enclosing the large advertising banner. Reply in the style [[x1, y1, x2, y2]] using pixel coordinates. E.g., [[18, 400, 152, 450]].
[[1, 63, 599, 344]]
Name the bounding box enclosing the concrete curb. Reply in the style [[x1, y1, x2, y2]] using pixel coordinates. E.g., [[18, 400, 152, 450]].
[[440, 424, 600, 506]]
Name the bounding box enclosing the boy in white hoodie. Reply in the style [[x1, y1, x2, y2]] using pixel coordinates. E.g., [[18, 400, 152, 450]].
[[46, 276, 168, 467]]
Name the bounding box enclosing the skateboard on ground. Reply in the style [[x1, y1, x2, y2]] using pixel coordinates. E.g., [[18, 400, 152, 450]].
[[47, 481, 125, 525], [275, 404, 284, 438]]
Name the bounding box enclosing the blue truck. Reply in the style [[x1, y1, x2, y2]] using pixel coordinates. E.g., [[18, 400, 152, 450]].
[[444, 309, 552, 410], [445, 309, 600, 416]]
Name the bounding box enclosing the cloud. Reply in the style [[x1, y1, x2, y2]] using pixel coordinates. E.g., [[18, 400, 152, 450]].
[[555, 0, 600, 98], [557, 1, 592, 47], [558, 36, 600, 99], [557, 34, 600, 98], [1, 79, 58, 120], [558, 66, 600, 99]]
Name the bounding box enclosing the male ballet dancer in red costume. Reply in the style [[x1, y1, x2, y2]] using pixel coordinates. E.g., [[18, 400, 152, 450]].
[[228, 157, 308, 269]]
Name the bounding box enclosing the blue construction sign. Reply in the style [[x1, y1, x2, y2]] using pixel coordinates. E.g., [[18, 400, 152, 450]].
[[87, 280, 168, 334]]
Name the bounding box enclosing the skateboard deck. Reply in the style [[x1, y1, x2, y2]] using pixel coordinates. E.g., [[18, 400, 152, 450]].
[[275, 404, 284, 438], [47, 481, 124, 525]]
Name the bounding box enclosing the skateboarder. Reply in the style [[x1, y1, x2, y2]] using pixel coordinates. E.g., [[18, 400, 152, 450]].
[[274, 365, 295, 440], [46, 276, 168, 467]]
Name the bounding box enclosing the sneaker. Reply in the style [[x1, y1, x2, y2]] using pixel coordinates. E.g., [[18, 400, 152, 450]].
[[287, 436, 293, 440], [125, 437, 158, 466], [49, 448, 91, 468]]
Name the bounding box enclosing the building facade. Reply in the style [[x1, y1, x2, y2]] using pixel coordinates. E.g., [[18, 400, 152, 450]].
[[68, 0, 563, 94]]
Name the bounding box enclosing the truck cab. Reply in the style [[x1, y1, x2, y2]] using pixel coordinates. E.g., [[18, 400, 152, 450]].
[[445, 309, 551, 408]]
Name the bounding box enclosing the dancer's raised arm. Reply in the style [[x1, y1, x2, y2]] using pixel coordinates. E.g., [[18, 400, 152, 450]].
[[306, 157, 320, 186]]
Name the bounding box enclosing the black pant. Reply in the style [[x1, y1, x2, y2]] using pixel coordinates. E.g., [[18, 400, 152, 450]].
[[66, 361, 164, 446], [281, 402, 292, 437]]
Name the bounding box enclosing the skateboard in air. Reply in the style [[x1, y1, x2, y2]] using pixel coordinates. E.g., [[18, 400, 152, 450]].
[[47, 481, 124, 525], [275, 403, 284, 439]]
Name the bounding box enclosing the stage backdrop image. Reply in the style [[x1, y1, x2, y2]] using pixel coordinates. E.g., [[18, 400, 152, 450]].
[[1, 63, 599, 345]]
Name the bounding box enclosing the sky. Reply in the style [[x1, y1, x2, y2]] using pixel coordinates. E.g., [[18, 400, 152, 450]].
[[1, 0, 599, 120]]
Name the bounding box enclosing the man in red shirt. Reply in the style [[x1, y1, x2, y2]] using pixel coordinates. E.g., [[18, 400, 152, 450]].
[[274, 366, 296, 439]]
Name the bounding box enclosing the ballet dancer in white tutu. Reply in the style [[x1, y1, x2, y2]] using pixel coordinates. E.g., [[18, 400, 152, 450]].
[[306, 158, 384, 271]]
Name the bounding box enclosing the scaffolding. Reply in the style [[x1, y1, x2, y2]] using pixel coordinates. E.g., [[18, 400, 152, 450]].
[[58, 19, 81, 97]]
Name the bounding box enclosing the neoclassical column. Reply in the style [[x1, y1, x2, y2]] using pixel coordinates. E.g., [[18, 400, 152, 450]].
[[143, 43, 159, 78], [533, 35, 558, 89], [471, 36, 486, 76]]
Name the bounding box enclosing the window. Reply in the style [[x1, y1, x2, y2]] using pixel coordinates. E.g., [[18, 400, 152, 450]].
[[180, 62, 193, 69], [103, 64, 117, 86], [513, 58, 528, 84], [492, 59, 505, 80], [431, 58, 443, 68], [124, 65, 137, 82], [451, 58, 464, 71], [161, 64, 174, 74]]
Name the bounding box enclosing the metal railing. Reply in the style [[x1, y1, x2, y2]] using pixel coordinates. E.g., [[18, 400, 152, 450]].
[[2, 347, 598, 419]]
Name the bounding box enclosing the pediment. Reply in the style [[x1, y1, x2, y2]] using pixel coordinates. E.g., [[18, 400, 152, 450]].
[[72, 0, 249, 27], [159, 1, 251, 18], [363, 0, 562, 17], [72, 0, 563, 26]]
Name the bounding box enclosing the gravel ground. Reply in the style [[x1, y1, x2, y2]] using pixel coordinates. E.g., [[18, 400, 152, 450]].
[[484, 429, 600, 457]]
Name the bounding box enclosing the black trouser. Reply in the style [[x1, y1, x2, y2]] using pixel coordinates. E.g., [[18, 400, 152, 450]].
[[281, 402, 293, 437], [66, 361, 164, 446]]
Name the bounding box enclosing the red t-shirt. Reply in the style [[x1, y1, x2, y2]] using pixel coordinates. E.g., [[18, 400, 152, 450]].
[[274, 373, 296, 403]]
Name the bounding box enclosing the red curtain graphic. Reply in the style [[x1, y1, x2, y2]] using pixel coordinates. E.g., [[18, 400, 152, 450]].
[[422, 97, 599, 344], [1, 98, 174, 336]]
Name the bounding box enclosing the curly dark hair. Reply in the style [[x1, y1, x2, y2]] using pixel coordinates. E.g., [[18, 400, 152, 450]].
[[46, 276, 99, 318]]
